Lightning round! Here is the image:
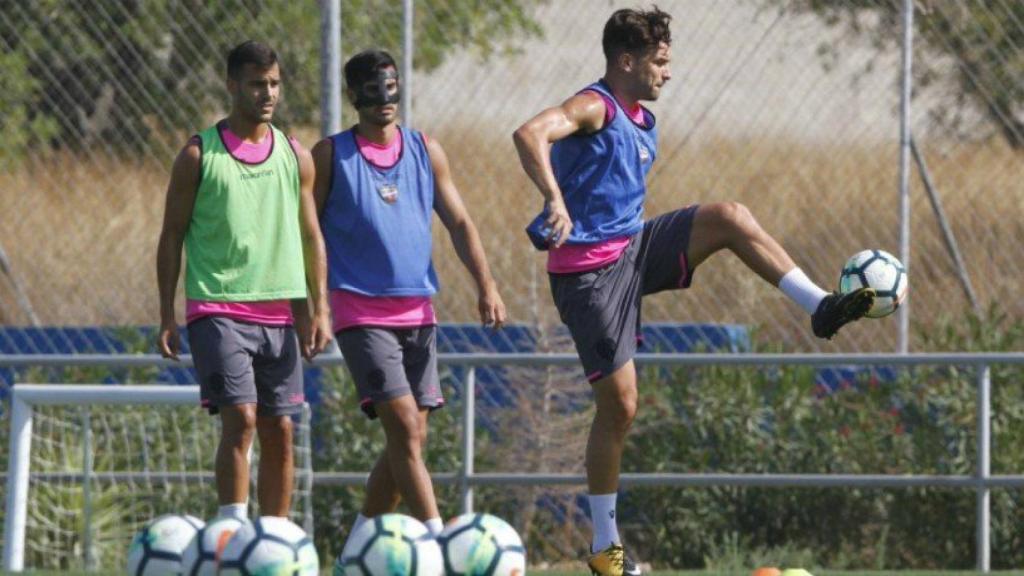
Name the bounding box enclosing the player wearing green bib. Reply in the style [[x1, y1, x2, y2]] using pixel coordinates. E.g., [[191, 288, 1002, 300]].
[[156, 41, 331, 520]]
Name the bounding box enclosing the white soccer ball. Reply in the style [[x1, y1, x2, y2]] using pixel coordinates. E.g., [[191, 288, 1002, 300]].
[[126, 513, 204, 576], [839, 249, 908, 318], [181, 516, 246, 576], [218, 516, 319, 575], [335, 513, 444, 576], [436, 513, 526, 576]]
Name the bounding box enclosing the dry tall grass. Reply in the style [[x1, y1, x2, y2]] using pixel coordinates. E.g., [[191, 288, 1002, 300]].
[[1, 129, 1020, 352]]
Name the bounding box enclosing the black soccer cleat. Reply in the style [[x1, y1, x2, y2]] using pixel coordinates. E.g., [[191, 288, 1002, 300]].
[[811, 288, 876, 340]]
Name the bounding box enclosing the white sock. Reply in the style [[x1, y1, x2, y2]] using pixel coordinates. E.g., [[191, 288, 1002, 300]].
[[351, 513, 370, 536], [218, 503, 248, 520], [588, 493, 620, 552], [425, 517, 444, 537], [779, 268, 829, 314]]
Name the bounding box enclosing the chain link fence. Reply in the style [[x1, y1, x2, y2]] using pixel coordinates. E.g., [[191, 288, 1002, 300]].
[[0, 1, 1020, 352], [0, 0, 1022, 570]]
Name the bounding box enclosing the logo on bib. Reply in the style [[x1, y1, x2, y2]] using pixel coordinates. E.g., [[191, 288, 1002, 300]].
[[637, 141, 651, 163], [377, 183, 398, 204]]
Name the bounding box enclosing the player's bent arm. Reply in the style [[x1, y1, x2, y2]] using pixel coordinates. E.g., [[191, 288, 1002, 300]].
[[156, 140, 200, 327], [427, 137, 504, 324], [511, 91, 606, 203], [310, 138, 334, 216], [293, 140, 332, 355]]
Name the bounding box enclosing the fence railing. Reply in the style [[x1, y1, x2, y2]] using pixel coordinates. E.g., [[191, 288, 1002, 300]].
[[2, 352, 1023, 572]]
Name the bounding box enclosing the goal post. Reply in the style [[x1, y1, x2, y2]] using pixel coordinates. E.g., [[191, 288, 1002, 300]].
[[2, 384, 314, 572]]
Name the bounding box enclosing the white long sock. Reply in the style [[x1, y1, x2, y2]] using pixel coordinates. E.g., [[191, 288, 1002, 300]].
[[779, 268, 829, 314], [218, 503, 248, 520], [425, 517, 444, 537], [588, 493, 620, 552]]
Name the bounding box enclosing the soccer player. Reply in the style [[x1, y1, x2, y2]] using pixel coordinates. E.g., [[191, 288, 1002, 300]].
[[312, 50, 506, 538], [512, 8, 874, 575], [156, 41, 332, 520]]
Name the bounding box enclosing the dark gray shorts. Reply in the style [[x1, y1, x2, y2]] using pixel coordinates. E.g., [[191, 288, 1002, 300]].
[[336, 326, 443, 419], [188, 316, 304, 417], [550, 206, 699, 383]]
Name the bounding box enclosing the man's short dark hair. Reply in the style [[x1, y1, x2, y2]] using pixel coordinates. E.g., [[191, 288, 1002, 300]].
[[602, 6, 672, 61], [344, 49, 398, 88], [227, 41, 278, 79]]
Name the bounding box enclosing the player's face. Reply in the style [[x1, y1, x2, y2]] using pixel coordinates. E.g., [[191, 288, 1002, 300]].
[[229, 63, 281, 123], [633, 42, 672, 101], [356, 66, 400, 127]]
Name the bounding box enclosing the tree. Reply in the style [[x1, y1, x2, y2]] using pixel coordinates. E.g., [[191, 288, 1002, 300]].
[[763, 0, 1024, 148], [0, 0, 543, 160]]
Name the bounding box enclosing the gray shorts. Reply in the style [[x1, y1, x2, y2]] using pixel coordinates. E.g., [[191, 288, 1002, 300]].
[[550, 206, 699, 383], [188, 316, 304, 417], [336, 326, 443, 419]]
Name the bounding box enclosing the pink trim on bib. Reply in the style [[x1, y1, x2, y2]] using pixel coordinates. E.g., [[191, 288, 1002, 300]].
[[186, 299, 293, 325], [331, 289, 436, 332], [547, 237, 631, 273]]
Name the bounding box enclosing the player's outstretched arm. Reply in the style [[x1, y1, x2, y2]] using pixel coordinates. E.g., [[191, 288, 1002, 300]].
[[155, 139, 201, 360], [511, 92, 606, 247], [427, 136, 507, 328], [292, 139, 332, 360]]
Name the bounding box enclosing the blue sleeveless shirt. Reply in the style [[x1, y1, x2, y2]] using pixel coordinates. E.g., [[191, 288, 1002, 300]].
[[526, 80, 658, 250], [321, 126, 439, 296]]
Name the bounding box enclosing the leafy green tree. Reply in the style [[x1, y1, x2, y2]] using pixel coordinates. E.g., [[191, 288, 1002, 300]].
[[763, 0, 1024, 148], [0, 0, 542, 160]]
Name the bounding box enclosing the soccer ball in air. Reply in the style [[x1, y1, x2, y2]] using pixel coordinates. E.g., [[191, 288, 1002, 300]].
[[335, 513, 444, 576], [436, 513, 526, 576], [218, 516, 319, 575], [126, 513, 204, 576], [180, 516, 246, 576], [839, 249, 907, 318]]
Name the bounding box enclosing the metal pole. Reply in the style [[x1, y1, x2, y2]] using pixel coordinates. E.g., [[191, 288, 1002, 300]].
[[300, 404, 315, 537], [401, 0, 414, 125], [976, 365, 992, 572], [82, 408, 95, 572], [911, 137, 981, 314], [320, 0, 342, 137], [461, 367, 476, 514], [897, 0, 914, 353], [3, 395, 33, 572]]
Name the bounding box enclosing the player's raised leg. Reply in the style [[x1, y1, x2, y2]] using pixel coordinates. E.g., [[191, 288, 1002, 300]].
[[685, 201, 874, 339]]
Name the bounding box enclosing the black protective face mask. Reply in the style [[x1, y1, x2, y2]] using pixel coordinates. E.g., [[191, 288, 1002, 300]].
[[354, 68, 400, 108]]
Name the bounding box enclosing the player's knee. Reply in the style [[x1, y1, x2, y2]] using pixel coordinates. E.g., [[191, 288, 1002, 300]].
[[384, 407, 424, 452], [221, 407, 257, 445], [601, 392, 637, 432], [257, 415, 293, 443]]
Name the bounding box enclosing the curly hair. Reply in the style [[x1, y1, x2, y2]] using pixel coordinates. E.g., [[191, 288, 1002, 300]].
[[602, 6, 672, 61]]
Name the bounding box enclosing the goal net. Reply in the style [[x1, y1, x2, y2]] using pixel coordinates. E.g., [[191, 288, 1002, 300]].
[[2, 384, 313, 572]]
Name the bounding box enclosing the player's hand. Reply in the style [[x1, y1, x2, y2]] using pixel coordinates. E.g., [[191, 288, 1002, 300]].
[[309, 309, 333, 359], [478, 283, 507, 329], [544, 198, 573, 248], [157, 320, 180, 361]]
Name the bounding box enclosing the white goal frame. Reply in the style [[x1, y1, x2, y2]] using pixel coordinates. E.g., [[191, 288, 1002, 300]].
[[2, 384, 313, 572]]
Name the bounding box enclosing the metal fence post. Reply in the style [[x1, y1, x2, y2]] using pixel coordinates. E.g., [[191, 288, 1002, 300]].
[[401, 0, 414, 125], [976, 365, 992, 572], [320, 0, 342, 137], [3, 393, 33, 572], [461, 367, 476, 514], [897, 0, 914, 353], [82, 407, 95, 571]]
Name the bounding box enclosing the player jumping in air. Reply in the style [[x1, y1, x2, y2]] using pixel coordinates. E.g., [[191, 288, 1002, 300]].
[[313, 50, 507, 542], [512, 7, 874, 576], [157, 41, 332, 521]]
